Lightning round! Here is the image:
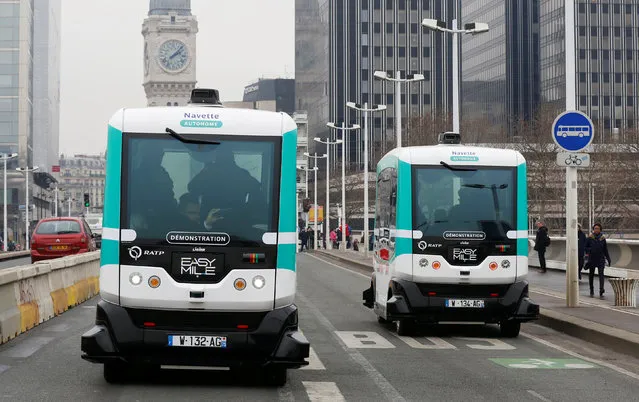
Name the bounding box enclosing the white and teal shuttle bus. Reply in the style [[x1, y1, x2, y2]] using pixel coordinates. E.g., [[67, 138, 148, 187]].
[[81, 89, 309, 385], [363, 133, 539, 337]]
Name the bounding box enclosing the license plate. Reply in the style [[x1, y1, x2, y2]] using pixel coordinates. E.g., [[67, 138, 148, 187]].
[[445, 299, 485, 308], [49, 245, 68, 251], [168, 335, 227, 348]]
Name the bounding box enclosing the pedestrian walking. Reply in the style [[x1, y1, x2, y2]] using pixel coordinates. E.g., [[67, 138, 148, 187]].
[[578, 223, 586, 280], [534, 221, 550, 273], [584, 223, 611, 298]]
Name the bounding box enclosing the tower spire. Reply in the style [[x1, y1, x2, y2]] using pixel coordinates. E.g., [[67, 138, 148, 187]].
[[149, 0, 191, 16]]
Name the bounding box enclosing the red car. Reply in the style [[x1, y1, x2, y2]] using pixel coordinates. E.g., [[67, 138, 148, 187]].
[[31, 217, 97, 263]]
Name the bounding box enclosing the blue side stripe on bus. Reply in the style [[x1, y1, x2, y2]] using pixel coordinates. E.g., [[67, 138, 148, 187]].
[[517, 162, 528, 256], [277, 127, 297, 271], [101, 125, 122, 267]]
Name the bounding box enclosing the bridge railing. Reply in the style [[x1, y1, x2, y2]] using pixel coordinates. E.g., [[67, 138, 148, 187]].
[[528, 237, 639, 278]]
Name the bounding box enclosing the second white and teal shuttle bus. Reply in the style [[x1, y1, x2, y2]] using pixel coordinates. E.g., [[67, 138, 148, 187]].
[[363, 133, 539, 337], [81, 89, 309, 385]]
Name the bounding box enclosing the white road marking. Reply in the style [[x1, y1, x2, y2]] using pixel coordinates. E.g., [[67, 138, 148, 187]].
[[302, 381, 346, 401], [334, 331, 395, 349], [527, 390, 553, 402], [301, 347, 326, 370], [394, 334, 457, 349], [2, 337, 54, 358], [297, 293, 406, 402], [456, 337, 516, 350], [521, 331, 639, 381]]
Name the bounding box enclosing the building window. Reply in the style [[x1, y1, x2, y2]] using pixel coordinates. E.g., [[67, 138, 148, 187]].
[[602, 27, 609, 37], [615, 27, 621, 37], [579, 72, 586, 83], [579, 26, 585, 36], [591, 49, 597, 59], [626, 27, 633, 37], [398, 23, 406, 34], [423, 47, 431, 58], [386, 117, 393, 128], [626, 4, 632, 14], [362, 69, 369, 80], [411, 0, 418, 10], [580, 96, 587, 106], [603, 96, 610, 106], [386, 0, 392, 10], [374, 117, 381, 128], [628, 97, 634, 107], [601, 3, 608, 13], [627, 50, 634, 60], [399, 47, 406, 57], [362, 46, 369, 57], [386, 23, 393, 34], [616, 96, 622, 106], [591, 73, 598, 83], [615, 73, 622, 83], [167, 102, 171, 106], [411, 94, 419, 105], [398, 0, 405, 10], [591, 27, 597, 36], [627, 73, 633, 83], [422, 1, 429, 10], [614, 3, 620, 14], [411, 23, 418, 34], [579, 49, 586, 59], [603, 73, 609, 83], [411, 47, 418, 58], [174, 102, 178, 106], [423, 94, 431, 104], [374, 0, 380, 9], [374, 94, 382, 104], [387, 46, 393, 57], [362, 0, 368, 9], [374, 46, 381, 57], [591, 3, 596, 13], [615, 50, 622, 60], [362, 22, 369, 32], [362, 93, 369, 103], [591, 96, 598, 106], [374, 22, 381, 33], [423, 70, 431, 81], [578, 3, 585, 13], [386, 94, 393, 104]]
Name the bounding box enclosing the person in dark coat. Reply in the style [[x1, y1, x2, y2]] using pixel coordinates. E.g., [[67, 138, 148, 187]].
[[299, 229, 308, 251], [584, 223, 611, 298], [577, 224, 586, 280], [534, 221, 550, 273]]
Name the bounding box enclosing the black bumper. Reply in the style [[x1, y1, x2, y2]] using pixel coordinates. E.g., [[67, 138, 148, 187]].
[[367, 279, 539, 324], [81, 300, 310, 369]]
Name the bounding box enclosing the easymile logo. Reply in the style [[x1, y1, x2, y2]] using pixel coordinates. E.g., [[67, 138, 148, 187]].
[[452, 248, 478, 262], [180, 257, 217, 276]]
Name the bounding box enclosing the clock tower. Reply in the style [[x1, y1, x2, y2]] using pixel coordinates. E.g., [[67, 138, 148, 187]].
[[142, 0, 198, 106]]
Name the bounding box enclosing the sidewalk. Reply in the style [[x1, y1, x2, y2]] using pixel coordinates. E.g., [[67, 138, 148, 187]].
[[311, 248, 639, 359]]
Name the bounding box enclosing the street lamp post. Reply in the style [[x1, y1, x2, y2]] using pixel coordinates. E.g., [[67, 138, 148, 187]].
[[16, 166, 39, 250], [327, 122, 360, 250], [0, 153, 17, 251], [373, 71, 424, 148], [305, 152, 327, 250], [314, 136, 343, 250], [346, 102, 386, 257], [422, 18, 490, 132]]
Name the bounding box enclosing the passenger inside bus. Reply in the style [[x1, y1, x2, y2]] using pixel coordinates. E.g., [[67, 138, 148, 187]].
[[187, 147, 267, 237]]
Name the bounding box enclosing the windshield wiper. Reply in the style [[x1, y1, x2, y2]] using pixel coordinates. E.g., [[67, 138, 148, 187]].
[[440, 161, 477, 171], [462, 183, 509, 189], [166, 128, 220, 145]]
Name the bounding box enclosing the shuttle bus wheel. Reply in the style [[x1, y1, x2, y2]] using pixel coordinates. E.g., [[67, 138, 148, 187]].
[[396, 319, 415, 336], [500, 320, 521, 338], [263, 367, 287, 387]]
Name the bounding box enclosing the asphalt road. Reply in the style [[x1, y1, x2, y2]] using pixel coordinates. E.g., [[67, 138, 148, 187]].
[[0, 256, 31, 270], [0, 252, 638, 401]]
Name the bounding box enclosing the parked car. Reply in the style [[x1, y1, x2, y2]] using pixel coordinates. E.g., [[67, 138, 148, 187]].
[[30, 217, 97, 263]]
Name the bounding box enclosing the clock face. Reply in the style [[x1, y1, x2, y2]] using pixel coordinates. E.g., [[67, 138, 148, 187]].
[[158, 39, 189, 72]]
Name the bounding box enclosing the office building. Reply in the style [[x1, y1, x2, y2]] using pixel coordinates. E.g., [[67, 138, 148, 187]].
[[242, 78, 295, 115], [461, 0, 540, 136]]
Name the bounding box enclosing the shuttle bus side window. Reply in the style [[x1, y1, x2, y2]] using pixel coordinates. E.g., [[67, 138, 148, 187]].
[[389, 168, 397, 257]]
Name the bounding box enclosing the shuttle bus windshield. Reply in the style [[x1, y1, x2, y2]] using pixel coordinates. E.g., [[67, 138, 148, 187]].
[[412, 166, 516, 240], [121, 133, 280, 246]]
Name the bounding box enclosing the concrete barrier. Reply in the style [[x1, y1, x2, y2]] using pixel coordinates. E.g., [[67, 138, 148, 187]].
[[0, 251, 100, 344], [528, 237, 639, 279]]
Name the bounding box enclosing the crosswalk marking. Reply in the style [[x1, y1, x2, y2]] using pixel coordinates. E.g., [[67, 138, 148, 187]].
[[302, 347, 326, 370], [302, 381, 346, 401], [334, 331, 395, 348]]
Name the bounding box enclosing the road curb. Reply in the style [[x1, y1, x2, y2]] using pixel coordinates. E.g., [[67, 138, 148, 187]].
[[312, 250, 639, 358]]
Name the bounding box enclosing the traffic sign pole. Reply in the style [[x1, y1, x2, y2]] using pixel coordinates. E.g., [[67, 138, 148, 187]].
[[564, 0, 579, 308]]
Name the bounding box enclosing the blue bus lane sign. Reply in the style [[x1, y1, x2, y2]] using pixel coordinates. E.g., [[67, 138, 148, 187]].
[[551, 110, 595, 152]]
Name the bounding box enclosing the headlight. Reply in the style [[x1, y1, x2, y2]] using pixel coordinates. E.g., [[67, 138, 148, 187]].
[[252, 275, 266, 289], [129, 272, 142, 286]]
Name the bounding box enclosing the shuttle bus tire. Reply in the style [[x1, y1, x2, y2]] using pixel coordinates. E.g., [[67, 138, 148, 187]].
[[263, 367, 287, 386], [499, 320, 521, 338], [396, 319, 415, 336]]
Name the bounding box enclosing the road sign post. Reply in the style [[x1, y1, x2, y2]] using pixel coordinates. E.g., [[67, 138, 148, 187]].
[[552, 110, 594, 308]]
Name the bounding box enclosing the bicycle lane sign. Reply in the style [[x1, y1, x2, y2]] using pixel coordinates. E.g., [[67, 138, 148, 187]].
[[490, 358, 598, 369], [552, 110, 595, 152]]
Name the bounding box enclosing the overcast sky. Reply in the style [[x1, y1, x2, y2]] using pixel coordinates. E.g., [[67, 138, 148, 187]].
[[59, 0, 294, 156]]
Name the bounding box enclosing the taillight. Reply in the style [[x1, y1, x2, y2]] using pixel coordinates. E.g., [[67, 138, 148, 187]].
[[379, 248, 389, 261]]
